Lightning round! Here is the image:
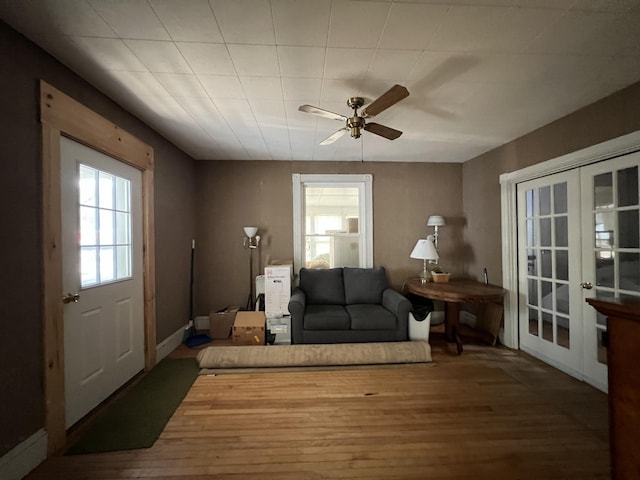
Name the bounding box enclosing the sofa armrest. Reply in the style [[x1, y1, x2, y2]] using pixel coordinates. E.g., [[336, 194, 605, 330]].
[[382, 288, 412, 333], [288, 288, 306, 344]]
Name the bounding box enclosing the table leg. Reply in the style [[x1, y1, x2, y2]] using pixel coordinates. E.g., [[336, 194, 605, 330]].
[[444, 301, 463, 355]]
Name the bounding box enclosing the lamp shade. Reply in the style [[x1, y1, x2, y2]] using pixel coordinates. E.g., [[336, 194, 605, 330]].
[[243, 226, 258, 238], [410, 238, 439, 261], [427, 215, 446, 227]]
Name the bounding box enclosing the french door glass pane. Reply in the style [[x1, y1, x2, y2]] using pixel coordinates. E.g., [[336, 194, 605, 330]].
[[594, 172, 613, 208], [618, 210, 639, 248], [620, 252, 640, 291], [617, 166, 638, 207]]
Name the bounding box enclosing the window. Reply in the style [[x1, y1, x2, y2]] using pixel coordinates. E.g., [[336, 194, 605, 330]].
[[79, 164, 132, 288], [293, 174, 372, 272]]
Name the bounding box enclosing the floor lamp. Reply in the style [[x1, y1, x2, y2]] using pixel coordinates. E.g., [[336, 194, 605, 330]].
[[243, 227, 260, 310]]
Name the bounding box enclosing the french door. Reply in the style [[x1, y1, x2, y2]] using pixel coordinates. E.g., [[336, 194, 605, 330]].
[[517, 152, 640, 391]]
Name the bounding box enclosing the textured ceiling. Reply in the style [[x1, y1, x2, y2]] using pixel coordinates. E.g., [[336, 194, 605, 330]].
[[2, 0, 640, 162]]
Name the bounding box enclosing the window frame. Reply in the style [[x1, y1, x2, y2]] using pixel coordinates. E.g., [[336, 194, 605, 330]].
[[292, 173, 373, 275]]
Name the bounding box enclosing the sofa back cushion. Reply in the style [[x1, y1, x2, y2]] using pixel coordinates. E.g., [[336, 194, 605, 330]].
[[343, 267, 388, 304], [299, 268, 346, 305]]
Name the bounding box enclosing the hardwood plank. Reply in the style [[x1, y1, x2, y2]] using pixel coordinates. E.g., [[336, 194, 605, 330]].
[[27, 338, 610, 479]]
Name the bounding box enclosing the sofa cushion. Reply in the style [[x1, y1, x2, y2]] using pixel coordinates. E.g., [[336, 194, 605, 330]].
[[347, 304, 397, 330], [299, 268, 346, 305], [343, 267, 388, 304], [304, 304, 350, 330]]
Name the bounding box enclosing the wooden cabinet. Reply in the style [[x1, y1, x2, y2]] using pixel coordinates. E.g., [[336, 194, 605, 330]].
[[587, 297, 640, 479]]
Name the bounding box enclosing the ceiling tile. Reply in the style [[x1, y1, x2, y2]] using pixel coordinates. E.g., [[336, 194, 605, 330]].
[[240, 77, 283, 99], [378, 3, 449, 50], [125, 40, 192, 73], [89, 0, 171, 40], [278, 46, 326, 78], [428, 5, 508, 52], [149, 0, 223, 42], [105, 70, 172, 99], [199, 75, 245, 99], [155, 73, 208, 97], [1, 0, 116, 38], [272, 0, 331, 46], [328, 1, 391, 48], [324, 48, 375, 80], [68, 37, 149, 72], [367, 49, 421, 81], [282, 78, 323, 101], [228, 44, 280, 76], [177, 42, 236, 75], [211, 0, 275, 44]]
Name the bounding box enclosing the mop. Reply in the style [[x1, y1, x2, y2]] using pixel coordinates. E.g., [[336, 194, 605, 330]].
[[185, 240, 212, 348]]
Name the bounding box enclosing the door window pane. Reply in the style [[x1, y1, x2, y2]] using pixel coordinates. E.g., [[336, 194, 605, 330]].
[[594, 172, 613, 208], [617, 166, 638, 207], [595, 252, 614, 288], [541, 281, 553, 310], [526, 219, 536, 246], [527, 249, 537, 275], [542, 312, 553, 342], [555, 283, 569, 315], [79, 164, 132, 288], [539, 186, 551, 215], [556, 250, 568, 281], [528, 278, 538, 306], [594, 212, 615, 249], [540, 218, 551, 246], [619, 252, 640, 291], [553, 182, 567, 214], [528, 308, 539, 336], [541, 249, 552, 278], [555, 216, 568, 247], [557, 315, 570, 349], [618, 210, 639, 248]]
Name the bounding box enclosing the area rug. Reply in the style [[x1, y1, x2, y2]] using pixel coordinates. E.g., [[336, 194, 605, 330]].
[[197, 341, 431, 369], [66, 357, 199, 454]]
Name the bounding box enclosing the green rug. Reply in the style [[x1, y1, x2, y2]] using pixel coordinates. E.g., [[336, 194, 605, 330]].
[[67, 358, 199, 454]]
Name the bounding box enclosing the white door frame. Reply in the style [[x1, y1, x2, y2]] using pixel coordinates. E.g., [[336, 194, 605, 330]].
[[500, 130, 640, 349], [40, 81, 156, 454]]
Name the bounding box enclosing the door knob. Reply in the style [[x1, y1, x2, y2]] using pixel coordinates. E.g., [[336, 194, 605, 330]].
[[580, 282, 593, 290], [62, 293, 80, 304]]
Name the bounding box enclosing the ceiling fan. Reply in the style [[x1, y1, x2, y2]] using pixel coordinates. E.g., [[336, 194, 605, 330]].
[[298, 84, 409, 145]]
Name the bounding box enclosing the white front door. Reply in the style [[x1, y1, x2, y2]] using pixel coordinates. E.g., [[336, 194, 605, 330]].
[[517, 152, 640, 392], [61, 137, 144, 428]]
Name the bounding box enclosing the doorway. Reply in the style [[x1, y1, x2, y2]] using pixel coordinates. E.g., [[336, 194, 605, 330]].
[[501, 133, 640, 392], [41, 81, 156, 453]]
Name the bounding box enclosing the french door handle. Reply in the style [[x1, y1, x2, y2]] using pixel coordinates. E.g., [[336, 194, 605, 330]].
[[62, 293, 80, 304], [580, 282, 593, 290]]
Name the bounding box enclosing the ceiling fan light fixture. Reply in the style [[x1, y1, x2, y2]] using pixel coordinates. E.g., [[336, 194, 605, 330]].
[[299, 85, 409, 145]]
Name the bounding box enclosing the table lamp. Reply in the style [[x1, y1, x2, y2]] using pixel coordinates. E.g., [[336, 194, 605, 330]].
[[410, 237, 439, 284]]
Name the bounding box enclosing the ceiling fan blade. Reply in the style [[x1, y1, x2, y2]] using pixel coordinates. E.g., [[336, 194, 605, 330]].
[[298, 104, 347, 121], [361, 84, 409, 118], [320, 128, 348, 145], [364, 122, 403, 140]]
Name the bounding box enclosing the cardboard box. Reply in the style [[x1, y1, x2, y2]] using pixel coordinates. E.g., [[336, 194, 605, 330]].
[[232, 311, 266, 345], [209, 306, 239, 339]]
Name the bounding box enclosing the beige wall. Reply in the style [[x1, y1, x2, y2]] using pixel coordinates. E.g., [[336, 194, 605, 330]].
[[463, 80, 640, 286], [194, 161, 462, 314]]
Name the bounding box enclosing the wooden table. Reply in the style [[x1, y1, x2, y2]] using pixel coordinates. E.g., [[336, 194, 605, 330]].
[[404, 278, 506, 354]]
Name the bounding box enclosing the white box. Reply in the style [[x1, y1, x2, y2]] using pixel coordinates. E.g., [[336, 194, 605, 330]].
[[267, 317, 291, 345], [264, 266, 291, 316]]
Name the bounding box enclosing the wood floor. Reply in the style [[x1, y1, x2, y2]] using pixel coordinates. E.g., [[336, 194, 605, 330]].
[[27, 335, 611, 479]]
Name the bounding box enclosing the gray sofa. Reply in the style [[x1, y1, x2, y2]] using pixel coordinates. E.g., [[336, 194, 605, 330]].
[[288, 267, 411, 344]]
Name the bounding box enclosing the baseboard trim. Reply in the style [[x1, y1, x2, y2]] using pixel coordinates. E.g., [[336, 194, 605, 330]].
[[156, 323, 189, 364], [0, 429, 47, 480]]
